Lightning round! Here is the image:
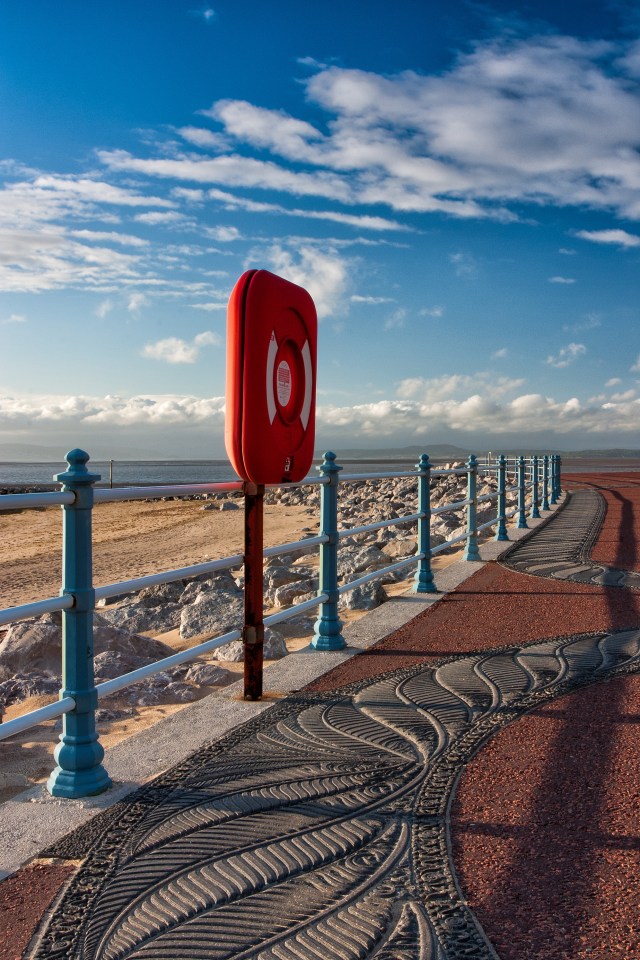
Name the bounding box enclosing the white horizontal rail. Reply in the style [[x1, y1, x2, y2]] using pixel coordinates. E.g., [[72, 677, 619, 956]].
[[96, 628, 243, 698], [0, 696, 76, 742], [94, 555, 245, 602], [263, 535, 328, 558], [94, 481, 244, 504], [338, 553, 423, 594], [339, 470, 419, 482], [477, 517, 498, 532], [338, 512, 422, 539], [0, 491, 75, 511], [431, 498, 470, 515], [264, 594, 328, 627], [430, 530, 469, 555], [0, 594, 74, 627], [431, 468, 468, 476], [477, 491, 497, 503]]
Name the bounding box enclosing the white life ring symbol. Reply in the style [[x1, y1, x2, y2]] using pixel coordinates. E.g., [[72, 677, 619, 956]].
[[266, 330, 312, 429]]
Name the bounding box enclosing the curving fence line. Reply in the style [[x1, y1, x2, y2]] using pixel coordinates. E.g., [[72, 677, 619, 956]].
[[0, 449, 561, 797]]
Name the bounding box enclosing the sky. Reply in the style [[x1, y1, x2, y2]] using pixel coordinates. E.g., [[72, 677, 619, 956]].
[[0, 0, 639, 459]]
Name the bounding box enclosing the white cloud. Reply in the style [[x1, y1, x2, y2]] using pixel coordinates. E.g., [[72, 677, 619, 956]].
[[492, 347, 508, 359], [70, 229, 148, 247], [142, 330, 220, 364], [549, 276, 576, 284], [127, 292, 149, 314], [563, 313, 601, 333], [95, 299, 114, 319], [631, 354, 640, 373], [133, 211, 188, 225], [419, 306, 444, 318], [575, 228, 640, 248], [177, 127, 227, 150], [351, 295, 395, 304], [449, 252, 478, 278], [606, 377, 622, 387], [384, 308, 406, 331], [206, 225, 241, 242], [257, 243, 351, 318], [546, 342, 587, 368], [190, 301, 226, 311]]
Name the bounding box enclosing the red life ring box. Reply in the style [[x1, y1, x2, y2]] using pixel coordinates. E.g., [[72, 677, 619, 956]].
[[225, 269, 318, 484]]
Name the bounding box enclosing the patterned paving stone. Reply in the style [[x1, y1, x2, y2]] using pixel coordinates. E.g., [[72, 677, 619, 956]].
[[34, 629, 640, 960], [502, 489, 640, 588]]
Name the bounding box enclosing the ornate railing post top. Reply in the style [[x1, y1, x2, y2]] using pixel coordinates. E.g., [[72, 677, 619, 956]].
[[416, 453, 431, 471], [318, 451, 342, 475], [466, 453, 478, 469], [498, 453, 506, 466], [518, 454, 525, 465], [55, 448, 101, 486]]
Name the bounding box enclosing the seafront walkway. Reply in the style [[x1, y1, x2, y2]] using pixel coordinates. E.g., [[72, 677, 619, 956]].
[[1, 472, 638, 959]]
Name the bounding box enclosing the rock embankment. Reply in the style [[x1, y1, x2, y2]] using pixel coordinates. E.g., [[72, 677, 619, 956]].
[[0, 464, 513, 714]]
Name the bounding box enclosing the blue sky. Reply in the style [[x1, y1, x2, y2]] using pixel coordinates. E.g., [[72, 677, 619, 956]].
[[1, 0, 639, 458]]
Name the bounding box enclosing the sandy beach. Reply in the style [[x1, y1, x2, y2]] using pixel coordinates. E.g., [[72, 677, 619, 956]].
[[0, 496, 314, 609]]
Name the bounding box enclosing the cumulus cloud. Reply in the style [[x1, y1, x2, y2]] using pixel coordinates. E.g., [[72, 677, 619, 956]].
[[546, 342, 587, 368], [141, 330, 220, 364], [575, 228, 640, 247], [492, 347, 508, 359], [549, 276, 576, 284], [127, 292, 149, 314], [631, 354, 640, 373], [606, 377, 622, 387]]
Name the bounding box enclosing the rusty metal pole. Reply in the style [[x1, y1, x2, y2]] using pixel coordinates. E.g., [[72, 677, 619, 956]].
[[243, 482, 264, 700]]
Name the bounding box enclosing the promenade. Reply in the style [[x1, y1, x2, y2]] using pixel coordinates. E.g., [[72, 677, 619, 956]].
[[1, 472, 638, 959]]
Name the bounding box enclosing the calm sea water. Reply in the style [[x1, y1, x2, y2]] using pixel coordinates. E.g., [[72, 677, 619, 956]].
[[1, 456, 639, 489], [0, 458, 423, 489]]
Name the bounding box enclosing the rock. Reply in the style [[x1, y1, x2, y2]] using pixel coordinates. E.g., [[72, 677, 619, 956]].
[[209, 628, 288, 662], [339, 545, 388, 577], [339, 581, 388, 611], [219, 500, 240, 511], [179, 590, 243, 640], [0, 612, 174, 681], [0, 671, 60, 707], [273, 579, 317, 608], [98, 601, 182, 636], [184, 662, 232, 686], [380, 538, 417, 560]]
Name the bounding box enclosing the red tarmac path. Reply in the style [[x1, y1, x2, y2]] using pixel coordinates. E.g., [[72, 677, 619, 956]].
[[1, 472, 638, 959]]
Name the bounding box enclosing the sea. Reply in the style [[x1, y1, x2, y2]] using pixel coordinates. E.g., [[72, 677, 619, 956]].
[[0, 458, 425, 490], [1, 455, 639, 491]]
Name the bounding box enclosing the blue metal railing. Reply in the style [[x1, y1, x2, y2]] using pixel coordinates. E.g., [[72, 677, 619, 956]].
[[0, 449, 561, 797]]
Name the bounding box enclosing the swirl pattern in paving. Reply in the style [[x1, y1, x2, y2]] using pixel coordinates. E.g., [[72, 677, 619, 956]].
[[35, 625, 640, 960], [502, 489, 640, 588]]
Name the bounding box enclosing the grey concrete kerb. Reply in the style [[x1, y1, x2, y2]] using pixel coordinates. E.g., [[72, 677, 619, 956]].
[[0, 497, 565, 879]]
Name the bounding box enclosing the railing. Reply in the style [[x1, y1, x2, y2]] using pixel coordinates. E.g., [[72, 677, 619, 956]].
[[0, 448, 561, 797]]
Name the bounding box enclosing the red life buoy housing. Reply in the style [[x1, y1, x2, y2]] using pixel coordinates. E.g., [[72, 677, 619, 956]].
[[225, 269, 317, 484]]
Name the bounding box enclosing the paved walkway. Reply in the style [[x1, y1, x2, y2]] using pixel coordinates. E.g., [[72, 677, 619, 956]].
[[1, 474, 638, 960]]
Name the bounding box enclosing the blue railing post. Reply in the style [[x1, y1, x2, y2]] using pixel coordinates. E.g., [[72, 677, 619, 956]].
[[495, 454, 509, 541], [47, 450, 111, 798], [312, 452, 345, 650], [530, 455, 541, 519], [414, 453, 436, 593], [463, 454, 481, 561], [550, 455, 558, 505], [542, 455, 550, 511], [517, 455, 528, 528], [556, 455, 562, 500]]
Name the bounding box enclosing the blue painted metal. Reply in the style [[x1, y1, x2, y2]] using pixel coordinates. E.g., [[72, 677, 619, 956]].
[[517, 455, 528, 528], [542, 455, 550, 511], [530, 455, 541, 519], [495, 454, 509, 541], [312, 452, 345, 650], [463, 454, 481, 561], [550, 455, 558, 505], [47, 450, 111, 798], [556, 454, 562, 500], [414, 453, 437, 593]]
